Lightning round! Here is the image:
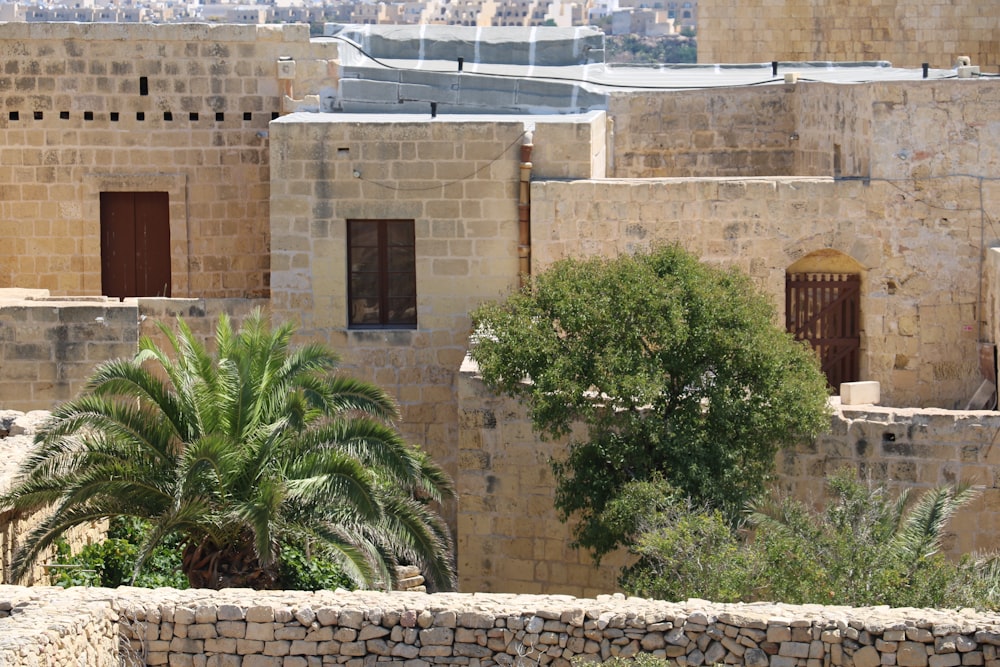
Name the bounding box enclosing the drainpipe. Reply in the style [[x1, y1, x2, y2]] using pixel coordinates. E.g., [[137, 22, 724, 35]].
[[518, 131, 534, 288]]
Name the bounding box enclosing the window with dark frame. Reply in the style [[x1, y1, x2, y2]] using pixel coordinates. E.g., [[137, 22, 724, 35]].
[[347, 219, 417, 328]]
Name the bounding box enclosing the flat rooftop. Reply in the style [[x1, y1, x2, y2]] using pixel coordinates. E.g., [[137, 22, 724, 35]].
[[316, 25, 986, 114]]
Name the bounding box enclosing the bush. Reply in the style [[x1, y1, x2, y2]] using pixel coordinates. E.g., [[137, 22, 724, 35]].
[[621, 470, 1000, 609], [51, 517, 354, 591], [51, 517, 188, 589]]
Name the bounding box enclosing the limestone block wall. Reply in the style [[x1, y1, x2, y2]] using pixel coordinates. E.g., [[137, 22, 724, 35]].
[[697, 0, 1000, 69], [791, 83, 874, 179], [864, 82, 1000, 182], [457, 364, 1000, 593], [12, 586, 1000, 667], [267, 112, 604, 529], [457, 357, 626, 597], [985, 250, 1000, 362], [0, 296, 269, 412], [775, 406, 1000, 556], [0, 298, 139, 409], [530, 176, 987, 409], [607, 87, 797, 178], [136, 297, 270, 354], [0, 22, 337, 298]]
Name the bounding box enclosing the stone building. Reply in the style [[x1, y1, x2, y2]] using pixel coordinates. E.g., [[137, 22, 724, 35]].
[[698, 0, 999, 69], [1, 22, 1000, 594]]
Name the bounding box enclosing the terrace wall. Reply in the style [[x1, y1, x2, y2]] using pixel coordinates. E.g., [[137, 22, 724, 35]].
[[8, 586, 1000, 667]]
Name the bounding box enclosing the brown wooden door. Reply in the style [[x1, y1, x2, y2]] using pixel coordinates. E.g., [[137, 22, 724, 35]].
[[786, 272, 861, 391], [100, 192, 171, 298]]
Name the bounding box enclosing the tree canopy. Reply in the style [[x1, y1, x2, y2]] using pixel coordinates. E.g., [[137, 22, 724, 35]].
[[1, 310, 455, 590], [470, 245, 831, 560]]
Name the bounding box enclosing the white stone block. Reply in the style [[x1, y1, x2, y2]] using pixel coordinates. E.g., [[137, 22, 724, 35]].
[[840, 381, 880, 405]]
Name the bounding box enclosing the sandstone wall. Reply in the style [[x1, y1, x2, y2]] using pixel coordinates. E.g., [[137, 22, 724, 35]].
[[530, 176, 986, 409], [0, 22, 336, 298], [267, 112, 605, 528], [791, 83, 873, 178], [697, 0, 1000, 69], [0, 297, 139, 408], [457, 366, 1000, 594], [775, 406, 1000, 556], [456, 357, 626, 598], [10, 585, 1000, 667], [607, 87, 798, 178], [0, 295, 268, 412]]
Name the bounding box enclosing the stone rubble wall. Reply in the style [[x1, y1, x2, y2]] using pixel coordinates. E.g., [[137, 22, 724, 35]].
[[0, 587, 119, 666], [0, 409, 108, 585], [7, 586, 1000, 667]]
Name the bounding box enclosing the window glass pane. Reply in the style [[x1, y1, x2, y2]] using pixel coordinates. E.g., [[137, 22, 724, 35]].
[[387, 247, 415, 273], [350, 272, 378, 299], [350, 247, 379, 273], [387, 223, 414, 246], [349, 222, 378, 246], [387, 273, 416, 298], [387, 297, 417, 325], [351, 299, 381, 325], [347, 219, 416, 329]]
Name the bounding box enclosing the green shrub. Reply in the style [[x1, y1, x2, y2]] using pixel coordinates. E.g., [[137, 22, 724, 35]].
[[621, 470, 1000, 609], [51, 517, 355, 591], [277, 540, 354, 591], [51, 517, 188, 589]]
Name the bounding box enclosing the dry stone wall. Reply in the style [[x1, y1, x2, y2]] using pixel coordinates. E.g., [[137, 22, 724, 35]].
[[0, 410, 107, 586], [7, 586, 1000, 667]]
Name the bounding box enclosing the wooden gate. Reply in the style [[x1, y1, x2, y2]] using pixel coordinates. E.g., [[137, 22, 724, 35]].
[[100, 191, 171, 298], [786, 272, 861, 391]]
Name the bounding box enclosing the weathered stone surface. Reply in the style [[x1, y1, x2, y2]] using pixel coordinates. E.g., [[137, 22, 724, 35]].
[[898, 642, 930, 667], [856, 645, 882, 667], [9, 586, 1000, 667]]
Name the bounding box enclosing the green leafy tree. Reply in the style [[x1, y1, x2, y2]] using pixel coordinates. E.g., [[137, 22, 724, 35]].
[[2, 310, 455, 591], [470, 245, 830, 560]]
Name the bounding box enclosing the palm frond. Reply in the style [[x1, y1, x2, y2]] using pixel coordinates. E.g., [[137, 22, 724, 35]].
[[300, 419, 423, 487], [4, 309, 456, 591], [284, 452, 380, 521], [375, 493, 457, 591], [891, 483, 978, 565]]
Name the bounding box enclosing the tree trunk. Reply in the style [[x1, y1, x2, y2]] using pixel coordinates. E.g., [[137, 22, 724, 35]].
[[182, 535, 279, 589]]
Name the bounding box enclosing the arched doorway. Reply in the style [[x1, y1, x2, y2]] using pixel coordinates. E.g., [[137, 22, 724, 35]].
[[786, 250, 864, 392]]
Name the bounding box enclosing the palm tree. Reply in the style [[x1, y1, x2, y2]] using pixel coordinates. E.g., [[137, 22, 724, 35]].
[[0, 309, 456, 590], [748, 471, 982, 607]]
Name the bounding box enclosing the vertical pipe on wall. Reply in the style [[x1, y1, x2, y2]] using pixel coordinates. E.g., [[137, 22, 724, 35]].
[[518, 131, 534, 288]]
